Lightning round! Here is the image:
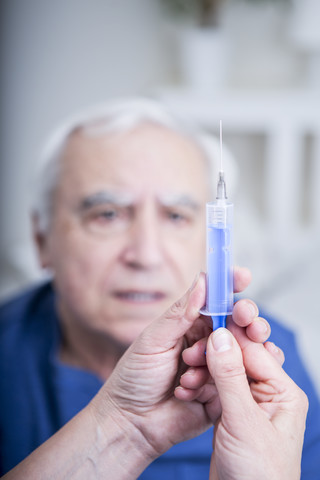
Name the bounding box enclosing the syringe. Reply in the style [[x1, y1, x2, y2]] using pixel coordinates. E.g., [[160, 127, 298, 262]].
[[200, 122, 234, 330]]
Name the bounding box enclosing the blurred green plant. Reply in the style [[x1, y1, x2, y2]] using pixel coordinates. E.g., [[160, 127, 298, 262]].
[[160, 0, 221, 26], [159, 0, 291, 27]]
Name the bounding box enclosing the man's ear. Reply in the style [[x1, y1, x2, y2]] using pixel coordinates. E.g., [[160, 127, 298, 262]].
[[31, 212, 51, 269]]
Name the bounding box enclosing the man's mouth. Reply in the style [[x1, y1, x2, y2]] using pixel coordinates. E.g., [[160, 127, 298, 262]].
[[113, 291, 165, 303]]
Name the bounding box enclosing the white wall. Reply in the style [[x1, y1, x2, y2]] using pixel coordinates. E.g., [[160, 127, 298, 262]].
[[0, 0, 171, 281]]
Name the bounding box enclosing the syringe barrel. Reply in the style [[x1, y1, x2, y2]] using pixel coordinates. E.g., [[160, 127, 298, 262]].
[[205, 201, 233, 316]]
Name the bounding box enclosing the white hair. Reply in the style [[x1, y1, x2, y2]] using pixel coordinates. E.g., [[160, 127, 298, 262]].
[[32, 97, 238, 232]]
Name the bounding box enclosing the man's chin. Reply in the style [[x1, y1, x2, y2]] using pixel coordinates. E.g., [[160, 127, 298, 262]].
[[105, 309, 164, 346], [114, 299, 171, 321], [106, 322, 150, 348], [100, 297, 175, 346]]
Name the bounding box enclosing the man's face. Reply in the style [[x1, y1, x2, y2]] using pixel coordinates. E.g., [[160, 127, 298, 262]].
[[40, 123, 210, 345]]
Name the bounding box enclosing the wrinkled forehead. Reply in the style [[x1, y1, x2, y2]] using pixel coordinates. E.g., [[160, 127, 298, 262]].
[[65, 121, 209, 165], [56, 123, 212, 202]]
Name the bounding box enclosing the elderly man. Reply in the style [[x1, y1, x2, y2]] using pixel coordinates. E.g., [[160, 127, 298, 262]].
[[1, 99, 319, 478]]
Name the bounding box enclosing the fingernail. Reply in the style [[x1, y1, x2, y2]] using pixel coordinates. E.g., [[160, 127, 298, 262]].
[[245, 301, 258, 318], [181, 368, 196, 377], [211, 328, 233, 352], [255, 318, 269, 334], [190, 272, 200, 291], [268, 341, 280, 355]]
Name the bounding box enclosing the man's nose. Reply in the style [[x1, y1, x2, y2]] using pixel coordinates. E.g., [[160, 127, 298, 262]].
[[121, 209, 164, 270]]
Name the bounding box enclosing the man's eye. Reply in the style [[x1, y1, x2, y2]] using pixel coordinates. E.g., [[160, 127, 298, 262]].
[[166, 211, 187, 223], [169, 212, 183, 221], [98, 209, 118, 220], [82, 206, 131, 236]]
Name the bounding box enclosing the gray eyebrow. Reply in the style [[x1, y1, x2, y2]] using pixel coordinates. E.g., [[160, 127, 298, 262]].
[[79, 190, 133, 210], [159, 194, 201, 211]]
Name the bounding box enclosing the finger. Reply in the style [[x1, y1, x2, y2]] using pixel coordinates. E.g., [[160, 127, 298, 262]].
[[206, 328, 256, 418], [207, 326, 307, 437], [182, 337, 207, 367], [232, 299, 259, 327], [180, 366, 210, 390], [245, 317, 271, 344], [175, 382, 219, 407], [264, 341, 285, 367], [137, 272, 206, 353], [227, 321, 290, 383], [175, 385, 200, 402], [233, 266, 252, 293], [231, 300, 271, 344]]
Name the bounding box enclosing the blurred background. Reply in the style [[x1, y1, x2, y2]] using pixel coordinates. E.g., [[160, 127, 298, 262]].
[[0, 0, 319, 393]]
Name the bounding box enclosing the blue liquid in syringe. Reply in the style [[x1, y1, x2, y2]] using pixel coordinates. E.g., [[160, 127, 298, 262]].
[[206, 222, 233, 329], [201, 121, 234, 329]]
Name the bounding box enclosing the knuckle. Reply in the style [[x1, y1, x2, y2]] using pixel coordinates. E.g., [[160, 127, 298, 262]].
[[299, 389, 309, 415], [163, 297, 186, 321], [291, 385, 309, 417], [215, 359, 246, 380], [171, 299, 186, 316]]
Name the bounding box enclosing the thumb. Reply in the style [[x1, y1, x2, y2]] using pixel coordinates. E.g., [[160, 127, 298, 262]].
[[206, 328, 256, 418], [136, 272, 206, 353]]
